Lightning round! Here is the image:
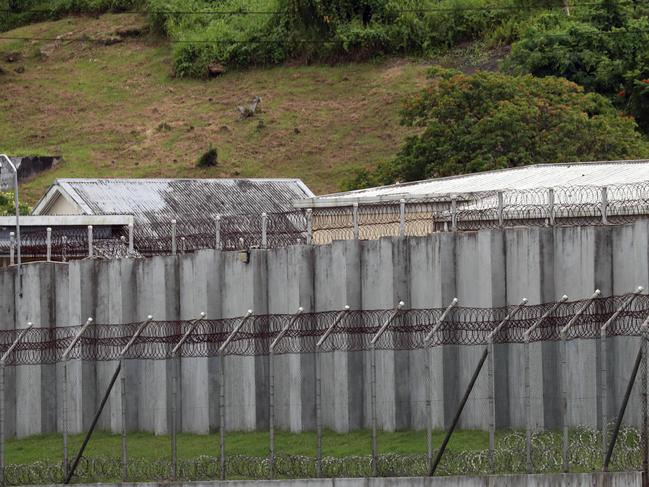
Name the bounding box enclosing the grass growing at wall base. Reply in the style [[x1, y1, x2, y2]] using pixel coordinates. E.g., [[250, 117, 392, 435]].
[[5, 429, 495, 465]]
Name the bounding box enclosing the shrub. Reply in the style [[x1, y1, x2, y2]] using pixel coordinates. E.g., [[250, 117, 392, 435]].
[[0, 192, 31, 215], [148, 0, 531, 76], [506, 1, 649, 132], [343, 68, 649, 189], [1, 0, 541, 74], [196, 146, 218, 167], [0, 0, 144, 32]]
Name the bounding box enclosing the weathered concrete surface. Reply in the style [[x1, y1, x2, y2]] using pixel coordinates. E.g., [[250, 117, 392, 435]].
[[2, 222, 649, 436], [37, 471, 643, 486]]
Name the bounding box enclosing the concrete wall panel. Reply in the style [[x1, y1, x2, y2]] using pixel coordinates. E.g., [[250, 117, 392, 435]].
[[2, 223, 649, 436]]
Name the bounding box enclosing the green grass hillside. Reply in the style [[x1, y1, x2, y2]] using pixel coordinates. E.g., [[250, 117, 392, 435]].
[[3, 2, 648, 201], [0, 14, 466, 202]]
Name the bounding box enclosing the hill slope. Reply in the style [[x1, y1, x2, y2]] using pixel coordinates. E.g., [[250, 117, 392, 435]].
[[0, 14, 502, 203]]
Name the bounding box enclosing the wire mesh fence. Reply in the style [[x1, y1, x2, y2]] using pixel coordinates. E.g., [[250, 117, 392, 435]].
[[4, 181, 649, 262], [2, 292, 649, 484]]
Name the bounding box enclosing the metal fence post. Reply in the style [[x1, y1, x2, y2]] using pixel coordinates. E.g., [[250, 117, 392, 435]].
[[352, 203, 359, 240], [430, 346, 489, 476], [399, 199, 406, 236], [370, 301, 405, 476], [8, 233, 14, 266], [560, 289, 601, 472], [370, 341, 378, 476], [431, 203, 436, 234], [603, 328, 646, 472], [0, 323, 33, 487], [62, 317, 94, 478], [560, 326, 569, 472], [171, 219, 177, 255], [486, 298, 527, 473], [128, 223, 134, 256], [64, 317, 152, 485], [46, 227, 52, 262], [601, 186, 608, 224], [62, 236, 68, 262], [218, 310, 254, 480], [306, 209, 313, 245], [451, 196, 457, 231], [269, 307, 303, 478], [120, 362, 128, 481], [261, 212, 268, 249], [219, 352, 225, 480], [180, 237, 186, 255], [120, 316, 153, 482], [497, 191, 504, 227], [214, 215, 221, 250], [548, 189, 555, 226], [315, 305, 350, 477], [642, 320, 649, 478], [423, 298, 458, 474], [600, 287, 643, 462], [87, 225, 93, 258], [170, 312, 206, 480], [0, 361, 3, 487], [523, 295, 568, 472], [487, 335, 495, 472]]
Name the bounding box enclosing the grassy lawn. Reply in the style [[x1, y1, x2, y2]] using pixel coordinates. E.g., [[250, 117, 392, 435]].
[[4, 429, 496, 465], [3, 428, 640, 482]]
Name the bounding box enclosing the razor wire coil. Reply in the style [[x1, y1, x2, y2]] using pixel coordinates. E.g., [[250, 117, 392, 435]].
[[5, 181, 649, 260], [1, 293, 649, 364]]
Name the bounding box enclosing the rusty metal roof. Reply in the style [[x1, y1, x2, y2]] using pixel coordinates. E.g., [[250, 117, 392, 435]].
[[33, 178, 314, 224]]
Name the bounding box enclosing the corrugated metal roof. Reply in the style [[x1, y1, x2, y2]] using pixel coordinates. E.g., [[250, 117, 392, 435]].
[[34, 178, 314, 224], [300, 160, 649, 206]]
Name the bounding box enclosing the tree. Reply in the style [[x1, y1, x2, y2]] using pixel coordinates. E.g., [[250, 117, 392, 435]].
[[343, 69, 649, 189], [505, 3, 649, 133]]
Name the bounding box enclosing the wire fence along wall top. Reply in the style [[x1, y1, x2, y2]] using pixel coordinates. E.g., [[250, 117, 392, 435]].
[[308, 181, 649, 242], [0, 292, 648, 365], [3, 180, 649, 260]]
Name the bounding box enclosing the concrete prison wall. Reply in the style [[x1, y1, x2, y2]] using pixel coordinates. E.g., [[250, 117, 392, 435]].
[[1, 221, 649, 438]]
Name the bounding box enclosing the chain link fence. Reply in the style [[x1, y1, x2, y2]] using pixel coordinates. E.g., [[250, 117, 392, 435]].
[[4, 181, 649, 261]]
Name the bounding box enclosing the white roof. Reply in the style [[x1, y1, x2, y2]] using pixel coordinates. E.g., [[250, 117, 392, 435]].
[[33, 178, 315, 222], [295, 160, 649, 207], [0, 215, 133, 226]]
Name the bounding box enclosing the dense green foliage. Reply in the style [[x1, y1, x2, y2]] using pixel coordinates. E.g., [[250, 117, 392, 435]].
[[343, 69, 649, 189], [149, 0, 531, 77], [1, 0, 564, 77], [0, 192, 31, 215], [0, 0, 143, 32], [506, 1, 649, 132]]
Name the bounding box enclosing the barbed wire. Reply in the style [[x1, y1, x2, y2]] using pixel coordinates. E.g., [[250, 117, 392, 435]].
[[1, 426, 641, 484], [0, 292, 648, 365], [2, 180, 649, 260]]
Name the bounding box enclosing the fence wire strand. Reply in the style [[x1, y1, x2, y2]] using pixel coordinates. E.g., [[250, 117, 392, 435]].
[[1, 293, 649, 365], [4, 181, 649, 260]]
